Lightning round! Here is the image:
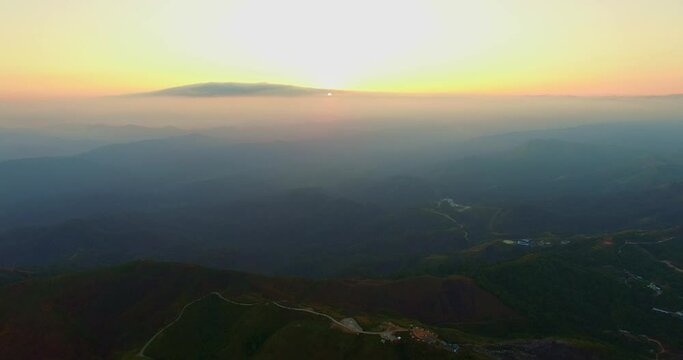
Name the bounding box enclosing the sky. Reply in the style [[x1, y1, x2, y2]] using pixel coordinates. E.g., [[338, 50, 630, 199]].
[[1, 0, 682, 98]]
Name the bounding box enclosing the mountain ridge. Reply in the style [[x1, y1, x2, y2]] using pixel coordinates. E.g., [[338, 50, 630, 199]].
[[132, 82, 340, 97]]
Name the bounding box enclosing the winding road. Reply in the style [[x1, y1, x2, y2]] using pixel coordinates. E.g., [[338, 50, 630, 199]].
[[619, 330, 666, 360], [660, 260, 683, 274], [640, 335, 666, 360], [424, 208, 470, 242], [272, 301, 407, 337], [210, 291, 258, 306], [137, 295, 212, 359], [137, 292, 407, 359], [625, 237, 677, 246], [619, 237, 683, 276]]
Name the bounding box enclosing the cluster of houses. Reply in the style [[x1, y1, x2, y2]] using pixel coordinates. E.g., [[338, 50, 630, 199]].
[[517, 239, 532, 246], [647, 282, 663, 296], [409, 326, 459, 353], [502, 238, 533, 247], [379, 333, 402, 344], [501, 238, 572, 247], [624, 271, 664, 296]]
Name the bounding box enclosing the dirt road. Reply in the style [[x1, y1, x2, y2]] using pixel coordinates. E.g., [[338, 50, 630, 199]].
[[424, 208, 470, 242], [138, 292, 407, 359], [272, 301, 406, 337]]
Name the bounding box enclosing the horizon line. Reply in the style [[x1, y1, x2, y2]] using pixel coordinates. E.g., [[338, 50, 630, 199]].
[[2, 81, 682, 101]]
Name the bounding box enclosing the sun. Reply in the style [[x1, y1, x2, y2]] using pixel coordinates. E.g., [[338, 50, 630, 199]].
[[215, 0, 445, 89], [160, 0, 507, 91]]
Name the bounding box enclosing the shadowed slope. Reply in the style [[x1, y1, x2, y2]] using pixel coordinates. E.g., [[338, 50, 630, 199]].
[[0, 261, 513, 359]]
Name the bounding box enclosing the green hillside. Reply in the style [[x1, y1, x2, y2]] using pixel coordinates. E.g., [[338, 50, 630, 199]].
[[0, 261, 622, 359], [140, 295, 458, 360], [408, 229, 683, 358]]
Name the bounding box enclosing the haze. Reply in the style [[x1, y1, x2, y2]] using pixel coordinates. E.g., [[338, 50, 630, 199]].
[[2, 0, 682, 98], [2, 1, 683, 359], [2, 95, 682, 139]]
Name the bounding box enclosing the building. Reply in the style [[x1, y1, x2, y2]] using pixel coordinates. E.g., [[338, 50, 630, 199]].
[[647, 283, 662, 296]]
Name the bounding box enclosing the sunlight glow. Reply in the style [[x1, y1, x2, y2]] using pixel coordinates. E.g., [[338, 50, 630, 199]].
[[0, 0, 682, 97]]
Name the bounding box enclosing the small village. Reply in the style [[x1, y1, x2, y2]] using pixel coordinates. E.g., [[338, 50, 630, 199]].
[[501, 237, 569, 247], [408, 326, 459, 353], [624, 269, 664, 297], [376, 323, 459, 353]]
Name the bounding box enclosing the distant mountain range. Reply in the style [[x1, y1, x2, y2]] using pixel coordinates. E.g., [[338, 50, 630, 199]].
[[134, 82, 341, 97], [129, 82, 683, 98]]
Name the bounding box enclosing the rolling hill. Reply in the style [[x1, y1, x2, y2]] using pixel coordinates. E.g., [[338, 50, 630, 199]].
[[0, 261, 517, 359]]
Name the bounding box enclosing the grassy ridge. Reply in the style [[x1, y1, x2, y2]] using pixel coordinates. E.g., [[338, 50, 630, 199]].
[[408, 230, 683, 358], [0, 261, 508, 359], [146, 296, 458, 359]]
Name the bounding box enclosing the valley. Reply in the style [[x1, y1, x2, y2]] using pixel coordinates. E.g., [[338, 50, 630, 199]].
[[3, 2, 683, 357], [2, 121, 683, 358]]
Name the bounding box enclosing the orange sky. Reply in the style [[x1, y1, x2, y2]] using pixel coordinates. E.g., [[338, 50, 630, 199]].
[[1, 0, 682, 99]]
